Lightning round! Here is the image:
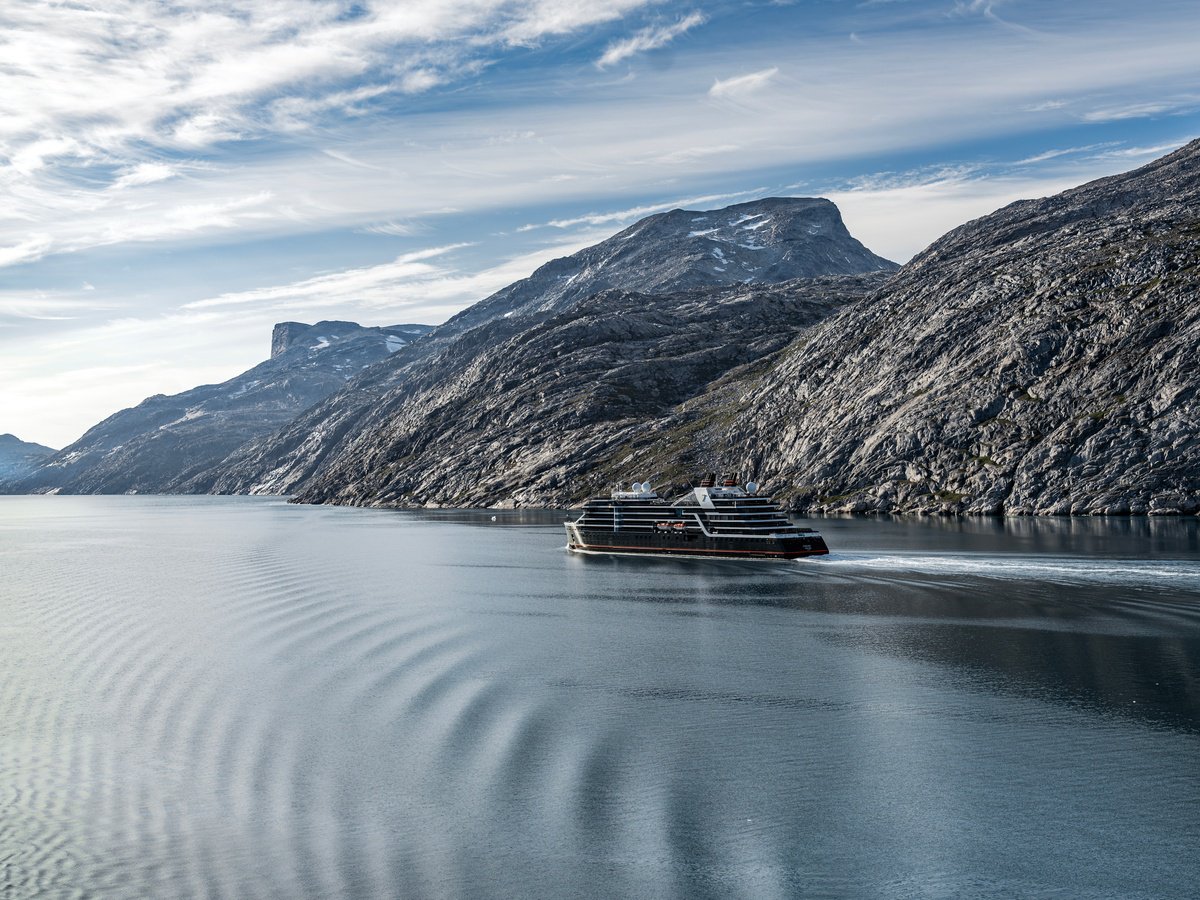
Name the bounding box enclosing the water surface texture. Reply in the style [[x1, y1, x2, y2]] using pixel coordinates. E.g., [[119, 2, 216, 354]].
[[2, 496, 1198, 899]]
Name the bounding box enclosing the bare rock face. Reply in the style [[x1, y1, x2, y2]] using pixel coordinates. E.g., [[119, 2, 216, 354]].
[[199, 197, 896, 498], [13, 321, 430, 495], [610, 140, 1200, 516], [286, 275, 887, 507]]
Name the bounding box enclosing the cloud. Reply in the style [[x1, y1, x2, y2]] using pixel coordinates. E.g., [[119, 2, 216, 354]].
[[1024, 99, 1068, 112], [362, 220, 420, 237], [0, 235, 54, 268], [183, 244, 475, 310], [823, 138, 1189, 262], [1081, 97, 1199, 122], [1086, 142, 1187, 160], [111, 162, 178, 189], [708, 67, 779, 99], [1013, 143, 1112, 164], [597, 11, 707, 67], [0, 0, 661, 169], [518, 189, 765, 231]]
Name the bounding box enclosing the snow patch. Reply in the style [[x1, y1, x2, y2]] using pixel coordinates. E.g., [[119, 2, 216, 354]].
[[741, 218, 770, 231], [385, 335, 406, 353], [158, 409, 206, 430], [311, 336, 330, 350], [688, 228, 719, 237], [711, 247, 725, 260], [730, 213, 764, 226]]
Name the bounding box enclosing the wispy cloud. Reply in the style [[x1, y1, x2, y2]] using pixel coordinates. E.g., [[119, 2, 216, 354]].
[[1082, 97, 1199, 122], [111, 162, 178, 189], [708, 67, 779, 99], [1086, 142, 1187, 160], [184, 244, 474, 310], [1013, 143, 1110, 164], [362, 221, 421, 237], [597, 12, 707, 67], [518, 189, 764, 231], [0, 0, 660, 175], [0, 235, 54, 269]]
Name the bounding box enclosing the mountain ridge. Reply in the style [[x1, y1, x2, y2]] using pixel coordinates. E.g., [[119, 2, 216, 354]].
[[192, 196, 896, 497], [0, 434, 56, 482], [9, 320, 431, 495], [598, 138, 1200, 516]]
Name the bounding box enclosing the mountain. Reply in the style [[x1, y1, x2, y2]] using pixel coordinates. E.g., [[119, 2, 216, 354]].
[[439, 197, 896, 336], [13, 321, 430, 495], [0, 434, 56, 481], [191, 197, 898, 497], [275, 275, 887, 506], [606, 139, 1200, 516]]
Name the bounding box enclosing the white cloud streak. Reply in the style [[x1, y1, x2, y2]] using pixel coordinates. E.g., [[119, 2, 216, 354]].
[[183, 244, 475, 310], [597, 11, 707, 67], [709, 67, 779, 99], [518, 189, 765, 231], [0, 235, 53, 268]]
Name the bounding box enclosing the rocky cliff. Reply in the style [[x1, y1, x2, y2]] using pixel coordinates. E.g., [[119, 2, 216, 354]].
[[12, 321, 430, 494], [605, 140, 1200, 515], [194, 197, 897, 496], [282, 275, 887, 506]]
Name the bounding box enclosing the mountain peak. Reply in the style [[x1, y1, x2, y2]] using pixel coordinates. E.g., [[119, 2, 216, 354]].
[[439, 195, 896, 337]]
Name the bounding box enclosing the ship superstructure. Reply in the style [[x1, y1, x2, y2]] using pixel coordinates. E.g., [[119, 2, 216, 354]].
[[565, 473, 828, 559]]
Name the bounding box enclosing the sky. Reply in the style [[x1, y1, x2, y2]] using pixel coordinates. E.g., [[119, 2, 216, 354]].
[[2, 0, 1199, 449]]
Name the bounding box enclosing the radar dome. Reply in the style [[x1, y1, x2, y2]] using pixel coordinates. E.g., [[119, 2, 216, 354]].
[[745, 481, 758, 494]]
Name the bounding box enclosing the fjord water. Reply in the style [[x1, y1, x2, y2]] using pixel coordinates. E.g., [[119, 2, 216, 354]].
[[2, 497, 1198, 899]]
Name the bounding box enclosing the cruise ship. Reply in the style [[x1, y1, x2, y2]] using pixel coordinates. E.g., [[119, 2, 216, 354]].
[[565, 473, 828, 559]]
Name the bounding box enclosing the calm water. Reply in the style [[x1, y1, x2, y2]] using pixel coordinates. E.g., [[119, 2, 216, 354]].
[[2, 496, 1198, 899]]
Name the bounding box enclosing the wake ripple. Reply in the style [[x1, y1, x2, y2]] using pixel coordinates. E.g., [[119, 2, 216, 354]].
[[821, 551, 1200, 588]]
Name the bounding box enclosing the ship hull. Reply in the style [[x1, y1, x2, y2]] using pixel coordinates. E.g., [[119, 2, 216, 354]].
[[566, 526, 828, 560]]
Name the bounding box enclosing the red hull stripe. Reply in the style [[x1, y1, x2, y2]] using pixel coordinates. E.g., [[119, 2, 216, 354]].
[[570, 542, 828, 558]]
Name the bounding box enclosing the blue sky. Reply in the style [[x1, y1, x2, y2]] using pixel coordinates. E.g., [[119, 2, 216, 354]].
[[2, 0, 1198, 448]]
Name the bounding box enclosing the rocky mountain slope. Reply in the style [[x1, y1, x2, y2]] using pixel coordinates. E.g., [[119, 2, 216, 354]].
[[606, 139, 1200, 515], [278, 275, 887, 506], [11, 321, 429, 494], [0, 434, 55, 481], [193, 197, 897, 496]]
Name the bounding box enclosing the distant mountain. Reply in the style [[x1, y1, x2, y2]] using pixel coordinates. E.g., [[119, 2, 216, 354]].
[[13, 321, 430, 495], [0, 434, 55, 482], [605, 139, 1200, 516], [191, 197, 897, 497]]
